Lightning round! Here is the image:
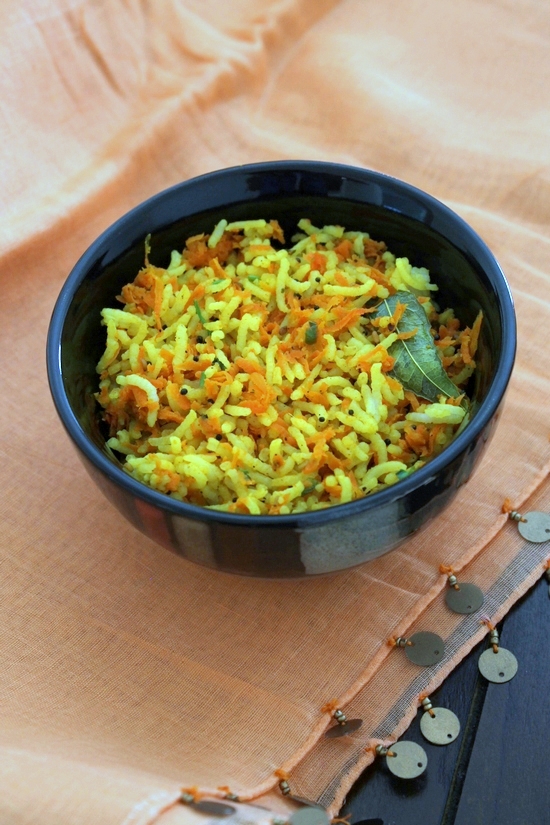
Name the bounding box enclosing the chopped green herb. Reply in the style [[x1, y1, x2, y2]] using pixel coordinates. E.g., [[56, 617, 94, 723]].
[[396, 470, 408, 480], [194, 300, 206, 325], [303, 484, 318, 495], [247, 275, 260, 282], [212, 357, 226, 370], [212, 278, 226, 284], [305, 321, 318, 344], [199, 372, 206, 388]]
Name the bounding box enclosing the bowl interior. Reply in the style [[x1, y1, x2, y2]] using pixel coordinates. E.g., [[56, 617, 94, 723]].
[[60, 178, 503, 477]]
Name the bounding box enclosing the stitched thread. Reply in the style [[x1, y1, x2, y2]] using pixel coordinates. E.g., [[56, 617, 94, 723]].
[[481, 618, 499, 652], [321, 699, 340, 715], [180, 787, 201, 802], [418, 692, 435, 717], [387, 636, 412, 647]]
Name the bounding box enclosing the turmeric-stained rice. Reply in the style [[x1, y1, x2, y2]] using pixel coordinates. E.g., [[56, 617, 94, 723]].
[[96, 219, 477, 515]]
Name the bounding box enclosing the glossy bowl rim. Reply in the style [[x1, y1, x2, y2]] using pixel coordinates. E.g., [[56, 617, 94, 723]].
[[46, 160, 516, 529]]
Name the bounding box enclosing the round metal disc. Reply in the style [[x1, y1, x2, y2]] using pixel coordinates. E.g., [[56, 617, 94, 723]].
[[445, 582, 484, 615], [478, 647, 518, 683], [324, 718, 363, 738], [405, 632, 445, 667], [517, 511, 550, 543], [420, 707, 461, 745], [289, 807, 331, 825], [190, 801, 236, 817], [386, 741, 428, 779]]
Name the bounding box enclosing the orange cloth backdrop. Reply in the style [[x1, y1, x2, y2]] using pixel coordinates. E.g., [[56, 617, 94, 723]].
[[1, 2, 549, 823]]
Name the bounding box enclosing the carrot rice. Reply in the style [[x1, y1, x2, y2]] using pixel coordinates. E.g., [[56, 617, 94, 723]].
[[95, 219, 477, 515]]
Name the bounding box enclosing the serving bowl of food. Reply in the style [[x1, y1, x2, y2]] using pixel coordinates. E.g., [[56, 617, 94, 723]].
[[46, 161, 516, 577]]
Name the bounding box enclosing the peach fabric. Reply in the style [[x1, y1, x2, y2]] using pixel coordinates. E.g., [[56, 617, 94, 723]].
[[1, 1, 550, 823]]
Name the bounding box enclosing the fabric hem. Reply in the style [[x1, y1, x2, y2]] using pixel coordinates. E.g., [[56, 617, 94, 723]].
[[126, 460, 550, 823]]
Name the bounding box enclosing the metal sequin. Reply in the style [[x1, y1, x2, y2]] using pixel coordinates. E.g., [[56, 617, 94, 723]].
[[517, 511, 550, 543], [324, 718, 363, 738], [478, 647, 518, 683], [190, 801, 237, 817], [289, 807, 330, 825], [445, 582, 484, 614], [405, 632, 445, 667], [386, 741, 428, 778], [420, 707, 461, 745]]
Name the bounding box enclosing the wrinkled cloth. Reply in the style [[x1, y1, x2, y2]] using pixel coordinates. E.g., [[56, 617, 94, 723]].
[[1, 1, 549, 823]]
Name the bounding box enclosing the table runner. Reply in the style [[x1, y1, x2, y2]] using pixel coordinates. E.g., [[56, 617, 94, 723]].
[[1, 2, 549, 823]]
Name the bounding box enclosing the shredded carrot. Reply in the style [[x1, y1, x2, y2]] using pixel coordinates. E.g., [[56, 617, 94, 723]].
[[305, 390, 330, 409], [391, 301, 407, 327], [404, 391, 420, 411], [158, 407, 183, 424], [396, 327, 418, 341], [184, 283, 206, 312], [334, 239, 353, 260], [240, 373, 276, 415], [307, 251, 327, 274], [357, 345, 395, 374], [428, 424, 444, 455], [200, 416, 222, 438], [386, 375, 403, 394], [460, 333, 473, 365], [469, 310, 483, 357], [210, 257, 227, 280], [235, 357, 265, 375], [328, 307, 367, 335], [303, 439, 328, 474], [367, 267, 392, 289]]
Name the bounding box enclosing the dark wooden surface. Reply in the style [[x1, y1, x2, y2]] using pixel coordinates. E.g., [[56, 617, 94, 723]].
[[342, 575, 550, 825]]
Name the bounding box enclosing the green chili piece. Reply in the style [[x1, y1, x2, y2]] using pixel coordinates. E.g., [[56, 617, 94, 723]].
[[305, 321, 318, 345], [199, 372, 206, 388]]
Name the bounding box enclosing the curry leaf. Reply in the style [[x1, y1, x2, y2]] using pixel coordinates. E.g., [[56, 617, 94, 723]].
[[372, 291, 464, 404]]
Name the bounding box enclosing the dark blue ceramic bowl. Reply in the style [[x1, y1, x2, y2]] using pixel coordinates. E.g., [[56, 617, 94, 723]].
[[47, 161, 516, 577]]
